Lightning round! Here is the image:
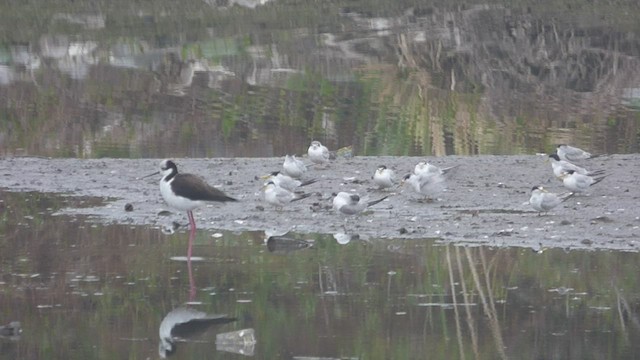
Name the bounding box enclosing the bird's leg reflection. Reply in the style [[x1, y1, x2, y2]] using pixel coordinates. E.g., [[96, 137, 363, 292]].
[[187, 257, 196, 301], [187, 210, 197, 252], [187, 230, 196, 301]]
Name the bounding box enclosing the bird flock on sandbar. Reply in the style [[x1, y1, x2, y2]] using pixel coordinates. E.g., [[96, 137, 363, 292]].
[[145, 141, 608, 245], [529, 145, 606, 215]]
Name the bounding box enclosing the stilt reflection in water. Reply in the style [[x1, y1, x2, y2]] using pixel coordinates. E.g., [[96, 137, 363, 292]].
[[158, 305, 236, 358]]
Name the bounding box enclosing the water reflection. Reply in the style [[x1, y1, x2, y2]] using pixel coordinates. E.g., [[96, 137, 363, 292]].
[[332, 232, 364, 245], [0, 2, 639, 158], [158, 306, 236, 358], [0, 321, 21, 341], [265, 235, 314, 254], [158, 230, 255, 358], [1, 190, 640, 358], [187, 244, 197, 300]]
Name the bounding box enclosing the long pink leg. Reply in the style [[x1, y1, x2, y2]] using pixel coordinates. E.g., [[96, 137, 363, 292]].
[[187, 210, 197, 233]]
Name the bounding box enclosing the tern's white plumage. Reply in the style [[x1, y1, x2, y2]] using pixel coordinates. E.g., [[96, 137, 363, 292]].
[[332, 192, 387, 215], [413, 161, 459, 176], [561, 170, 606, 193], [557, 144, 595, 162], [308, 141, 330, 165], [263, 171, 316, 192], [282, 154, 307, 178], [373, 165, 396, 189], [402, 171, 446, 200], [529, 186, 573, 214], [263, 181, 311, 209], [548, 154, 601, 178]]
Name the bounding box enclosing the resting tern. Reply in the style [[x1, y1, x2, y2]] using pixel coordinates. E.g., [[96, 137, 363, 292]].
[[282, 154, 307, 178], [373, 165, 396, 190], [402, 171, 446, 200], [548, 154, 603, 178], [560, 170, 607, 193], [308, 141, 330, 165], [413, 161, 459, 176], [263, 181, 312, 210], [262, 171, 317, 192], [529, 186, 574, 215], [556, 144, 598, 162], [332, 192, 388, 215]]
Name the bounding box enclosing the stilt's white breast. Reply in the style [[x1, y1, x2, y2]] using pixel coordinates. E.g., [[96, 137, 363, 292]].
[[160, 176, 204, 211]]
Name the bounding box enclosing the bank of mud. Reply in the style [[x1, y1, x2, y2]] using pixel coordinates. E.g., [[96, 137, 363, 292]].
[[1, 155, 638, 252]]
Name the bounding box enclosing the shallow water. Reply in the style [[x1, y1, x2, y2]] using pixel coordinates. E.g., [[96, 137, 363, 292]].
[[1, 191, 640, 359]]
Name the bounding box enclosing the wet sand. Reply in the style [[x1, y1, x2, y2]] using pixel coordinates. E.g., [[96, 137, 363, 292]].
[[1, 155, 638, 251]]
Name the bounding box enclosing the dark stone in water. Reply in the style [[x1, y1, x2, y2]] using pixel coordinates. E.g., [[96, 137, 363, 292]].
[[266, 236, 313, 254]]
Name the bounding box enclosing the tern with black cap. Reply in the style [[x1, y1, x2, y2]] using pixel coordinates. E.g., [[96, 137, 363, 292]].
[[529, 186, 573, 215]]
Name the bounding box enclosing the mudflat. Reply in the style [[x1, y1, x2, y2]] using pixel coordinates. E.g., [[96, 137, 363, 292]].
[[1, 154, 638, 251]]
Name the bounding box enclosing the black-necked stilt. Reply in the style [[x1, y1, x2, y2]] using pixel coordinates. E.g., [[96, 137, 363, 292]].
[[145, 159, 237, 247]]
